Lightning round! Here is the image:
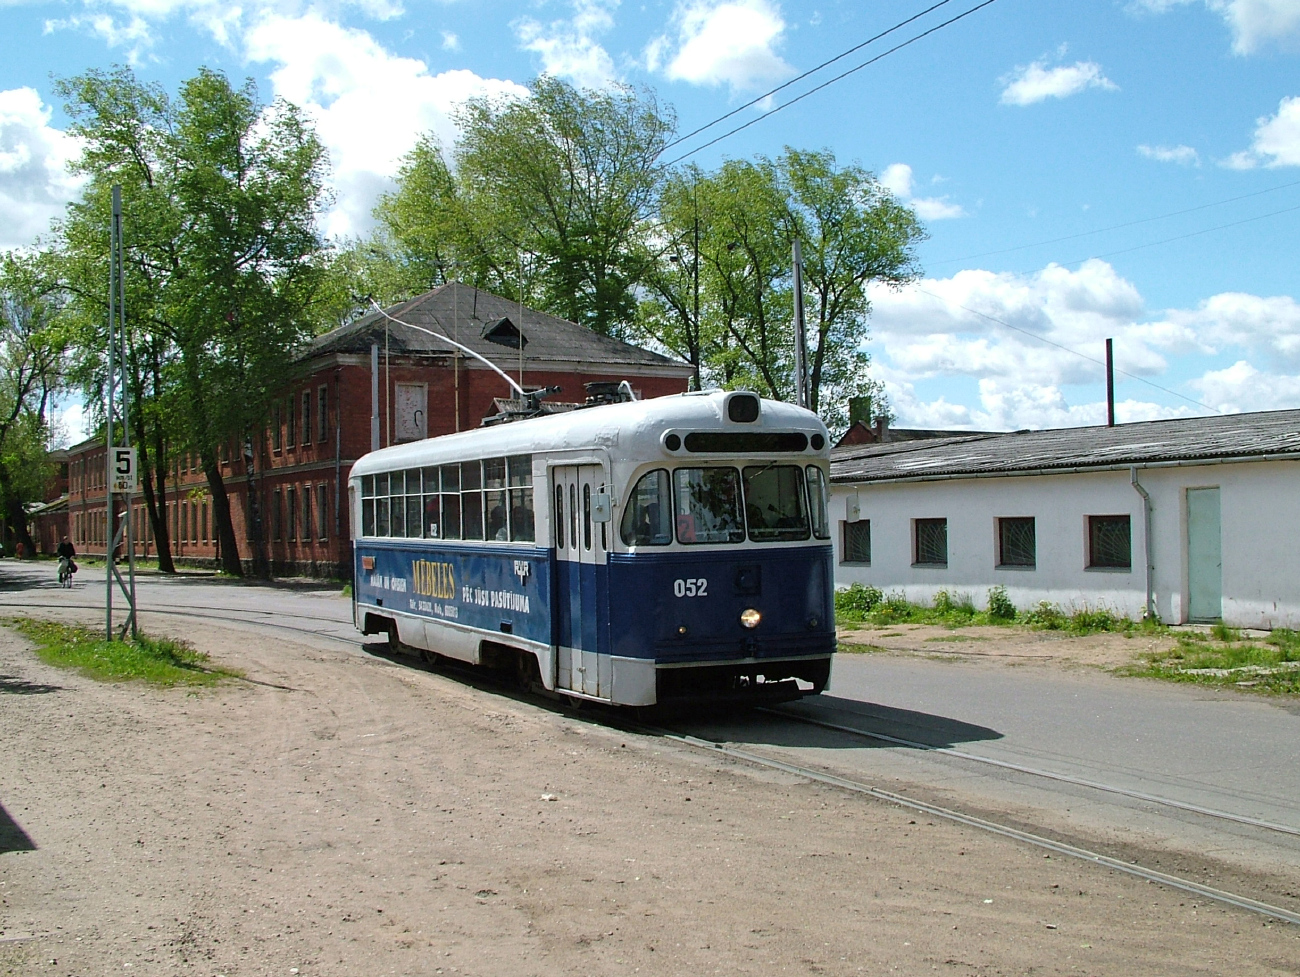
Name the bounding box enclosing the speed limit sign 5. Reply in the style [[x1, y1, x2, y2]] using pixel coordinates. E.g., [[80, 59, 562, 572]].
[[109, 446, 138, 493]]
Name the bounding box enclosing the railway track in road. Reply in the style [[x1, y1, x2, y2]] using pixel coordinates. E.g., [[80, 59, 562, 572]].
[[6, 590, 1299, 927], [760, 705, 1300, 839]]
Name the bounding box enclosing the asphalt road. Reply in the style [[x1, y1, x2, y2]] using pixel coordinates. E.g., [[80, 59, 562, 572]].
[[7, 557, 1300, 885]]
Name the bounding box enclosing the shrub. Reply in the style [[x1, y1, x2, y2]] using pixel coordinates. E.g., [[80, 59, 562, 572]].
[[1211, 622, 1242, 643], [835, 583, 884, 620], [1069, 606, 1122, 634], [987, 586, 1016, 621], [933, 589, 954, 614], [1023, 600, 1067, 630]]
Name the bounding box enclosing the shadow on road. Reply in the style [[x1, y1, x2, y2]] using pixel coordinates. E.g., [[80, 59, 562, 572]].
[[0, 673, 63, 695], [0, 802, 36, 853]]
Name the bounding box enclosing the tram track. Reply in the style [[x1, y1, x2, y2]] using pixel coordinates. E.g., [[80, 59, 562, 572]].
[[759, 705, 1300, 839], [6, 589, 1299, 928]]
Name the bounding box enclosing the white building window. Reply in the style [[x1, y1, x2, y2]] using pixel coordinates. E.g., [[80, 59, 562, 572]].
[[997, 517, 1035, 568], [913, 518, 947, 567], [842, 520, 871, 564], [1087, 515, 1131, 569]]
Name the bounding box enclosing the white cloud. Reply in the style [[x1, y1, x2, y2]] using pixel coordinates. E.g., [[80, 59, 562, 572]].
[[1191, 359, 1300, 411], [1136, 0, 1300, 54], [0, 88, 86, 251], [515, 0, 619, 89], [878, 163, 966, 221], [649, 0, 793, 92], [1223, 95, 1300, 168], [441, 31, 460, 51], [1137, 143, 1200, 165], [245, 14, 528, 238], [1155, 291, 1300, 366], [999, 59, 1118, 106]]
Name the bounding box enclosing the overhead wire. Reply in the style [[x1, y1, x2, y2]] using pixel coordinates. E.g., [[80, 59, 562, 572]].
[[911, 286, 1222, 414], [661, 0, 1002, 168], [930, 177, 1300, 267], [660, 0, 958, 155], [1065, 201, 1300, 266]]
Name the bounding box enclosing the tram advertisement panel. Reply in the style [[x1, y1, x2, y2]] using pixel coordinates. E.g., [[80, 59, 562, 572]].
[[355, 542, 550, 645]]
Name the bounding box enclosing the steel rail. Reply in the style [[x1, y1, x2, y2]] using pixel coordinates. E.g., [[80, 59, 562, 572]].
[[645, 725, 1300, 927], [760, 706, 1300, 838]]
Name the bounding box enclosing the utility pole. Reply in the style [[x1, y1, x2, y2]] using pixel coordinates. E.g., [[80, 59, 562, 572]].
[[692, 205, 701, 392], [1105, 337, 1116, 427], [792, 238, 809, 410], [105, 185, 138, 640]]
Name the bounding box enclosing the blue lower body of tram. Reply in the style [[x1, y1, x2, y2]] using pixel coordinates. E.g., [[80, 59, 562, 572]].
[[354, 541, 835, 706]]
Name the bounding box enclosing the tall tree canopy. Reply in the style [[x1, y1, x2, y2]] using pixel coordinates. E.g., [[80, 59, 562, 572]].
[[375, 76, 675, 337], [53, 65, 330, 575]]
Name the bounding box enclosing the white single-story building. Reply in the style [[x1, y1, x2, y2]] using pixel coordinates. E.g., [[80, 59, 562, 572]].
[[829, 409, 1300, 629]]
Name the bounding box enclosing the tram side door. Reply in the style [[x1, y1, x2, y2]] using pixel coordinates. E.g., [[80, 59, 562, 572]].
[[553, 465, 608, 697]]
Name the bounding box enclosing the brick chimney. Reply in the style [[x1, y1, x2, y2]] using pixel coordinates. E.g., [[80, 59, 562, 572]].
[[873, 414, 890, 443]]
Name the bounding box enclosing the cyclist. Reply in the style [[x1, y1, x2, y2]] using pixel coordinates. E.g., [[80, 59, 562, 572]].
[[56, 536, 77, 586]]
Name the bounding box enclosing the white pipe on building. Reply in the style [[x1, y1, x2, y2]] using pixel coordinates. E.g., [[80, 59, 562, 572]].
[[1130, 466, 1155, 620]]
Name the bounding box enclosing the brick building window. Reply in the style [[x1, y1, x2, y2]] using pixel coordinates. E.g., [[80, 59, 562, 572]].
[[842, 520, 871, 564], [318, 386, 329, 444], [317, 483, 329, 539], [272, 488, 283, 541], [1087, 515, 1131, 569], [272, 405, 282, 452], [286, 398, 296, 449], [302, 390, 312, 446], [913, 518, 948, 568], [287, 486, 297, 541], [997, 517, 1036, 568], [302, 485, 312, 542]]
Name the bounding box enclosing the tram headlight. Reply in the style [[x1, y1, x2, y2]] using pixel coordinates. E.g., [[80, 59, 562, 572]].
[[740, 608, 761, 629]]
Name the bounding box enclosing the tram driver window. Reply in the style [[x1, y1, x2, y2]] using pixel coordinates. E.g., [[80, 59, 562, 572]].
[[508, 455, 535, 543], [673, 468, 745, 544], [484, 457, 508, 541], [742, 465, 810, 542], [620, 470, 672, 547]]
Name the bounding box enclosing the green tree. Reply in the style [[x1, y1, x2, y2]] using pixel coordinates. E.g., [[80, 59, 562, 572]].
[[376, 77, 674, 336], [54, 66, 330, 576], [0, 255, 68, 557]]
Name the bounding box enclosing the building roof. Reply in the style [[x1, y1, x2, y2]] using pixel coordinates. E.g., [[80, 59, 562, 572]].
[[305, 282, 691, 375], [830, 408, 1300, 484]]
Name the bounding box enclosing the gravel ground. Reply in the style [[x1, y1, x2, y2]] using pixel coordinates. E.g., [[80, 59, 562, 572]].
[[2, 616, 1298, 977]]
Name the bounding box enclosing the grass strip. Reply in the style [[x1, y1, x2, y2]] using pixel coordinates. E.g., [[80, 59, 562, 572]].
[[1118, 628, 1300, 694], [8, 618, 243, 687]]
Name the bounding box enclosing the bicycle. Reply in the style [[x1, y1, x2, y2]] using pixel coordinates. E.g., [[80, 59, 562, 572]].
[[58, 556, 76, 588]]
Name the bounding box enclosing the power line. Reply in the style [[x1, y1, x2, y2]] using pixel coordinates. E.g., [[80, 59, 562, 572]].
[[661, 0, 1002, 168], [661, 0, 958, 155], [912, 286, 1221, 414], [930, 177, 1300, 268], [1066, 201, 1300, 266]]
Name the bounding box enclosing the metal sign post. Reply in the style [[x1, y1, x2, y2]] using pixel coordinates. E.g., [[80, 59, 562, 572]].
[[105, 185, 138, 640]]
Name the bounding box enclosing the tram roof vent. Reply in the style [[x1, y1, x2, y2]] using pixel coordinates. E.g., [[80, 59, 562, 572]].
[[726, 392, 761, 423]]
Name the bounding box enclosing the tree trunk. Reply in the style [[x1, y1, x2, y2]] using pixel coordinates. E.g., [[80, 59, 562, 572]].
[[0, 464, 36, 558], [133, 416, 175, 574], [203, 456, 243, 576]]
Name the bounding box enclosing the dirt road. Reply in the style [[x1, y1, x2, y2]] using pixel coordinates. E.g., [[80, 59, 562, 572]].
[[2, 616, 1297, 976]]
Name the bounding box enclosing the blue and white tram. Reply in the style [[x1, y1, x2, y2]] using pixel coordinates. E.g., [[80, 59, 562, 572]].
[[349, 390, 835, 707]]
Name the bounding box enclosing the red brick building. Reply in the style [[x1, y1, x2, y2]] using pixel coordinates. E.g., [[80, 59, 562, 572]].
[[66, 283, 692, 576]]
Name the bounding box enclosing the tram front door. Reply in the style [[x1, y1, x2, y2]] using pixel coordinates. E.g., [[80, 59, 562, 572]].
[[553, 465, 608, 697]]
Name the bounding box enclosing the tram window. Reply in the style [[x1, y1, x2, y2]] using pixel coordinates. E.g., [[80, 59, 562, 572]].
[[406, 495, 422, 539], [441, 464, 460, 493], [569, 483, 578, 545], [441, 493, 461, 540], [620, 469, 671, 547], [462, 459, 482, 491], [462, 490, 484, 539], [673, 468, 745, 544], [421, 466, 438, 493], [483, 457, 507, 491], [510, 487, 535, 542], [743, 465, 810, 542], [554, 485, 565, 549], [375, 495, 390, 536], [362, 496, 375, 537], [362, 475, 375, 499], [389, 489, 405, 538], [508, 455, 531, 486], [486, 489, 508, 540], [390, 470, 404, 496], [374, 472, 389, 498], [805, 466, 830, 540], [583, 483, 592, 551]]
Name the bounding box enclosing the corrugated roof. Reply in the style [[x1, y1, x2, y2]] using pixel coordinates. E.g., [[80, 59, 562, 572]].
[[830, 409, 1300, 483], [305, 282, 690, 373]]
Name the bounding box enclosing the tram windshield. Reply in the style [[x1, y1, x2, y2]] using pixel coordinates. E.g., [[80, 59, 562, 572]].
[[742, 465, 810, 542], [673, 468, 745, 544], [621, 463, 831, 547]]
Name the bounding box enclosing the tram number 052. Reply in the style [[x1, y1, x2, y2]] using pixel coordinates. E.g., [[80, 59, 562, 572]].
[[673, 578, 708, 598]]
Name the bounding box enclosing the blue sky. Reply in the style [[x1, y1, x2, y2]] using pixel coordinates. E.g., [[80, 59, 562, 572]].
[[2, 0, 1299, 436]]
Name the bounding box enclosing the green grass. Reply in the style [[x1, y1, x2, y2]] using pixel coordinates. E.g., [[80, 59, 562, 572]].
[[8, 618, 243, 687], [834, 583, 1161, 635], [1120, 627, 1300, 694]]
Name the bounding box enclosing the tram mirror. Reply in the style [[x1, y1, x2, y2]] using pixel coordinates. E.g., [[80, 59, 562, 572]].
[[592, 491, 611, 523]]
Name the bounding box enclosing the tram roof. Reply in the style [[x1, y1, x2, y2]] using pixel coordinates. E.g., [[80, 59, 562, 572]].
[[351, 391, 829, 476]]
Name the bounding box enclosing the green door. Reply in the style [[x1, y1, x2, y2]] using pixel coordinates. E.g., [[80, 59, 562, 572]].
[[1187, 487, 1221, 623]]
